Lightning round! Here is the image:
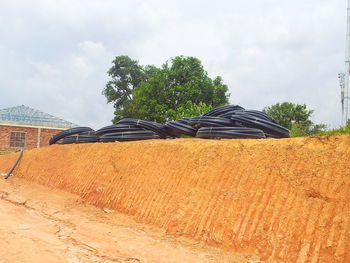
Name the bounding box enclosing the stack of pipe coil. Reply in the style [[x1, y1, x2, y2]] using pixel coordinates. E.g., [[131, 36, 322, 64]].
[[49, 104, 290, 145]]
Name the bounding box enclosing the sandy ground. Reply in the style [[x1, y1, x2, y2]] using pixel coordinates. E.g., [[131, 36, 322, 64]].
[[0, 136, 349, 262], [0, 177, 262, 263]]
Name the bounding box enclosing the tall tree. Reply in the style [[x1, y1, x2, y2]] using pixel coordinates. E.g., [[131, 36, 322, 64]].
[[263, 102, 313, 130], [263, 102, 326, 136], [103, 55, 230, 123], [102, 56, 146, 122]]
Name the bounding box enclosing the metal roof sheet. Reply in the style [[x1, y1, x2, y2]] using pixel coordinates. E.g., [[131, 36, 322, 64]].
[[0, 105, 78, 128]]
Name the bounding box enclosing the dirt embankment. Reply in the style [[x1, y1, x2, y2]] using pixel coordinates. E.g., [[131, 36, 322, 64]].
[[0, 136, 349, 262]]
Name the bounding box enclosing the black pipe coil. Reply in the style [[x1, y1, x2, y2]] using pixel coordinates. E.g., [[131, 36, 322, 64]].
[[230, 115, 290, 138], [187, 116, 236, 128], [117, 118, 167, 138], [196, 127, 266, 139], [49, 127, 94, 145], [165, 121, 197, 137], [62, 134, 98, 144], [96, 124, 143, 138], [177, 117, 191, 125], [202, 105, 244, 117], [4, 149, 23, 179], [99, 130, 160, 142], [222, 110, 276, 123], [49, 104, 290, 144]]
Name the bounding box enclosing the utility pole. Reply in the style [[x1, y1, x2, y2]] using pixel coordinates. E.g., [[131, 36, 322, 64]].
[[339, 72, 345, 116], [343, 0, 350, 126]]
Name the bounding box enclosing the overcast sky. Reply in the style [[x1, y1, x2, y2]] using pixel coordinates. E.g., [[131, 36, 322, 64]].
[[0, 0, 346, 129]]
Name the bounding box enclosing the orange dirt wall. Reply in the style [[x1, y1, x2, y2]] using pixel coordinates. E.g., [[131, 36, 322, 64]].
[[0, 136, 349, 262]]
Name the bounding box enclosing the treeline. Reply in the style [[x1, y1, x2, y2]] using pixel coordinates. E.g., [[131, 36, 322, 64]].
[[104, 55, 345, 137], [103, 55, 229, 123]]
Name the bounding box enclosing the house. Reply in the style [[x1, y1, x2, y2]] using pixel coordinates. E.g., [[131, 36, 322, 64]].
[[0, 105, 78, 151]]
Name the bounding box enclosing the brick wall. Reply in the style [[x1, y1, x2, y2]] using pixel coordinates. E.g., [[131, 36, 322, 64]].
[[0, 125, 63, 151], [40, 128, 62, 147]]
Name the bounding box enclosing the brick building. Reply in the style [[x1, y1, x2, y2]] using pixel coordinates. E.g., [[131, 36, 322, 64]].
[[0, 105, 78, 151]]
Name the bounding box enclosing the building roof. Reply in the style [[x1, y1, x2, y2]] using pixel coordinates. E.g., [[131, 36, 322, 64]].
[[0, 105, 78, 128]]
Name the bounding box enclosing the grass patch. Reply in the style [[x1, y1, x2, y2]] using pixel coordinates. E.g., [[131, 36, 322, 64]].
[[314, 125, 350, 136], [0, 150, 16, 155]]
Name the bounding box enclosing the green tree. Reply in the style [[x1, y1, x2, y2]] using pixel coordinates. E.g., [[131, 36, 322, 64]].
[[166, 101, 212, 121], [102, 56, 146, 123], [103, 55, 230, 123], [263, 102, 326, 137], [263, 102, 313, 130]]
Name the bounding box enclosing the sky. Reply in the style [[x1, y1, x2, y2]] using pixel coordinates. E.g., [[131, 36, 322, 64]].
[[0, 0, 346, 129]]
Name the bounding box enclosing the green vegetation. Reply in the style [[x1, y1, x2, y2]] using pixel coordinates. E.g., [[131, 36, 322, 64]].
[[103, 55, 230, 123], [263, 102, 327, 137], [0, 150, 15, 155], [263, 102, 313, 130], [103, 55, 348, 139], [313, 125, 350, 136], [263, 102, 350, 137]]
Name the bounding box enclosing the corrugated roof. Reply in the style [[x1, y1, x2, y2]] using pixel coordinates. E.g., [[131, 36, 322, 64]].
[[0, 105, 78, 128]]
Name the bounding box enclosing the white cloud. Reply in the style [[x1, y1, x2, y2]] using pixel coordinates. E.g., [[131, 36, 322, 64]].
[[1, 40, 114, 129], [0, 0, 347, 129], [78, 41, 105, 56]]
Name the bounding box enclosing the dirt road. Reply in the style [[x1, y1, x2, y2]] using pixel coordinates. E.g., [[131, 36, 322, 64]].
[[0, 177, 261, 263]]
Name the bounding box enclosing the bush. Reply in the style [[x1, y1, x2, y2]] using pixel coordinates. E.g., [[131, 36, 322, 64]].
[[314, 125, 350, 136]]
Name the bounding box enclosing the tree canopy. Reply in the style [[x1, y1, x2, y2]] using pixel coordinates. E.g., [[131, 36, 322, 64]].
[[103, 55, 230, 123], [263, 102, 326, 136]]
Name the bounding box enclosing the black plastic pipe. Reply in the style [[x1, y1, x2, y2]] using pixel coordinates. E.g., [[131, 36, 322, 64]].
[[5, 149, 23, 179]]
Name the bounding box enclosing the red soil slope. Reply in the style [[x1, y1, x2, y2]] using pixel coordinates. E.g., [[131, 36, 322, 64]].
[[0, 136, 349, 262]]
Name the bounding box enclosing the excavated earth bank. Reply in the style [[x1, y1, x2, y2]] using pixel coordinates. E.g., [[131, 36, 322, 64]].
[[0, 136, 349, 262]]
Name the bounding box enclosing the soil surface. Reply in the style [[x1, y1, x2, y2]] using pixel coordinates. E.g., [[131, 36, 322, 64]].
[[0, 136, 349, 262], [0, 177, 261, 263]]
